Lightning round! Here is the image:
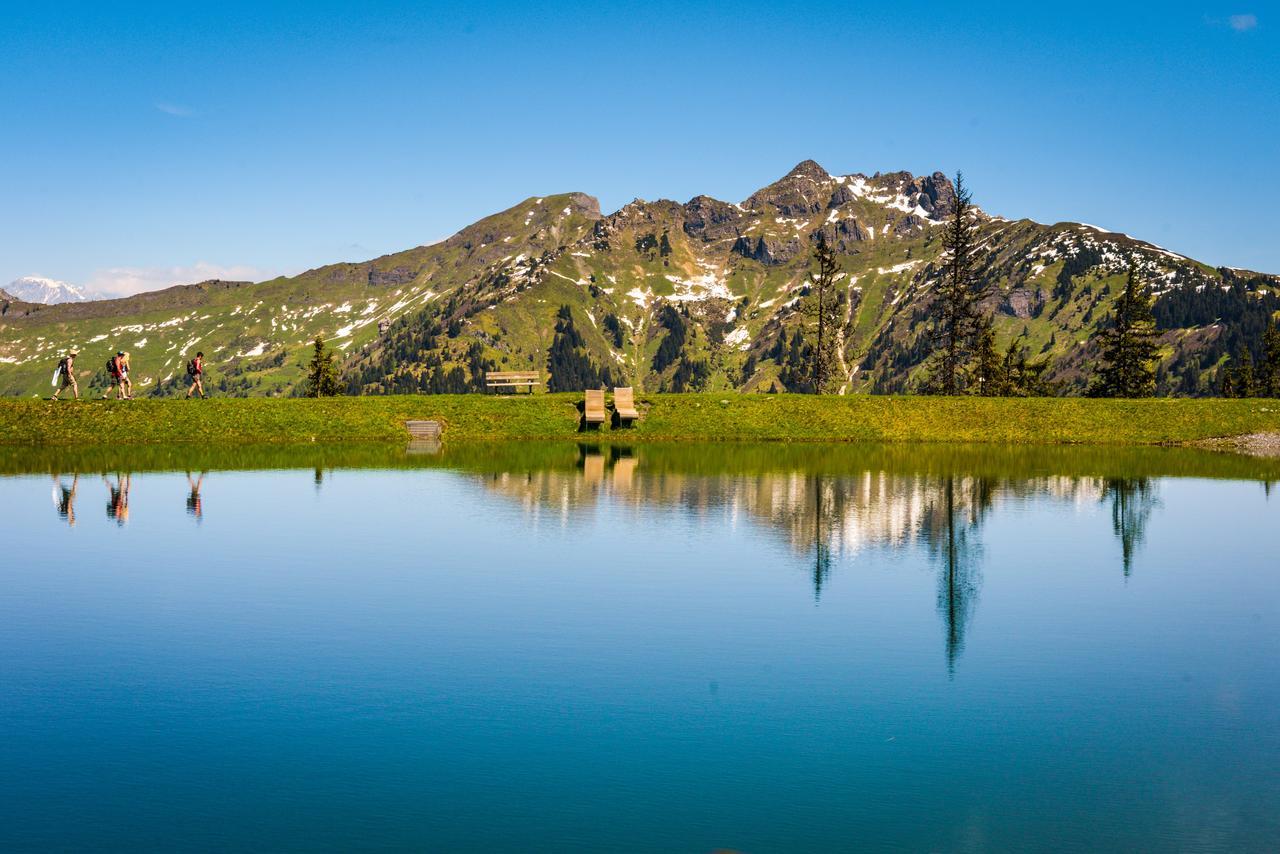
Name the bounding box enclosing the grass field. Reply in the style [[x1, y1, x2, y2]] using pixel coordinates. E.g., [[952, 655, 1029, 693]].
[[2, 393, 1279, 447]]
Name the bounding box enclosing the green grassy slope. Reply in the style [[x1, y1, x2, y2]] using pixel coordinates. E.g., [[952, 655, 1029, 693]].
[[3, 394, 1278, 446], [0, 193, 601, 397]]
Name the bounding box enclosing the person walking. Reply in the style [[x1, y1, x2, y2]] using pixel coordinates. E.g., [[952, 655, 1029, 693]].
[[103, 351, 126, 399], [51, 349, 79, 400], [186, 351, 206, 398], [118, 352, 133, 399]]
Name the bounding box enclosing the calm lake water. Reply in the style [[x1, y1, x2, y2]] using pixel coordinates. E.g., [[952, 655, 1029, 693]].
[[1, 442, 1278, 852]]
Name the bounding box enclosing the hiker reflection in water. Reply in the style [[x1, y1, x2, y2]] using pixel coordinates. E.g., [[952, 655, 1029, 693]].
[[52, 473, 79, 526], [186, 472, 204, 522], [103, 473, 131, 526]]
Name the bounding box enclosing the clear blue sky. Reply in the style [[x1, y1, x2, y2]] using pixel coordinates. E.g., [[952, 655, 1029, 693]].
[[2, 1, 1275, 296]]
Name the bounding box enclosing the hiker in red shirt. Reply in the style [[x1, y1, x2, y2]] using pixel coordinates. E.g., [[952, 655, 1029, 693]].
[[103, 351, 126, 399], [186, 351, 206, 399]]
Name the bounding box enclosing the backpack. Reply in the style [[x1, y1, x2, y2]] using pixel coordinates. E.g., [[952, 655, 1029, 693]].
[[106, 358, 118, 377], [187, 359, 199, 377]]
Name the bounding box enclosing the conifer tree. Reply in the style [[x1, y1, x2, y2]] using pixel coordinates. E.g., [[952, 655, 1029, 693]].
[[1232, 348, 1255, 398], [972, 322, 1004, 396], [1262, 322, 1280, 398], [305, 336, 342, 397], [926, 172, 989, 395], [803, 235, 843, 394], [1089, 267, 1159, 398], [1004, 340, 1054, 396]]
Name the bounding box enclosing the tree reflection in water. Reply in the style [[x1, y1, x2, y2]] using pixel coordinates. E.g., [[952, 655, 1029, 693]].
[[1102, 477, 1159, 577], [920, 476, 993, 675]]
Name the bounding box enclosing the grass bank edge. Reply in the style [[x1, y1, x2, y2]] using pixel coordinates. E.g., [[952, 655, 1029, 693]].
[[2, 394, 1280, 447]]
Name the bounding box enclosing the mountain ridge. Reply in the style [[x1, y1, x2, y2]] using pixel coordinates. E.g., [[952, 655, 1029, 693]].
[[1, 161, 1276, 398]]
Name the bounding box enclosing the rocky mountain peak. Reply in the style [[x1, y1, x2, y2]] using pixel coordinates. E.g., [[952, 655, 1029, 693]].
[[782, 159, 831, 182], [566, 192, 603, 219], [745, 160, 835, 217]]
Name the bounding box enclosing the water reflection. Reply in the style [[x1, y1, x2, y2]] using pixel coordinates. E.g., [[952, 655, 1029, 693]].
[[103, 473, 130, 526], [5, 443, 1277, 851], [186, 472, 205, 523], [51, 474, 78, 527], [469, 449, 1174, 669], [17, 442, 1259, 671], [920, 476, 991, 673], [1103, 478, 1159, 577]]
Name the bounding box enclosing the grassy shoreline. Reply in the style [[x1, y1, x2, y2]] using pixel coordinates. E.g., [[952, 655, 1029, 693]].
[[2, 393, 1279, 447]]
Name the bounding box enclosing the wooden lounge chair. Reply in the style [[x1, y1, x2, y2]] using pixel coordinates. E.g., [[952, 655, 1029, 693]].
[[584, 388, 606, 426], [613, 386, 639, 423]]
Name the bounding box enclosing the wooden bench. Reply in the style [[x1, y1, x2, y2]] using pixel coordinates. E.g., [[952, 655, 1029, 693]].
[[584, 388, 606, 426], [613, 386, 639, 422], [485, 371, 542, 393]]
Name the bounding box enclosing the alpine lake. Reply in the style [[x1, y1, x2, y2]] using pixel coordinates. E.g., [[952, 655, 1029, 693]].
[[2, 440, 1278, 852]]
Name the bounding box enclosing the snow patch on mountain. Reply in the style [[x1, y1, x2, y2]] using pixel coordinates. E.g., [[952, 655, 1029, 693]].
[[6, 276, 93, 304]]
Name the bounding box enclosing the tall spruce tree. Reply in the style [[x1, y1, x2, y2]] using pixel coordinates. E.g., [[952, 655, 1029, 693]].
[[926, 172, 989, 395], [1089, 267, 1159, 398], [803, 235, 843, 394], [972, 322, 1004, 396], [1229, 348, 1255, 398], [305, 336, 341, 397], [1262, 322, 1280, 398]]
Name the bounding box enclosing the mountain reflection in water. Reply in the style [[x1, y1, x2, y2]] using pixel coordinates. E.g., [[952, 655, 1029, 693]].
[[469, 444, 1170, 669], [4, 440, 1278, 851]]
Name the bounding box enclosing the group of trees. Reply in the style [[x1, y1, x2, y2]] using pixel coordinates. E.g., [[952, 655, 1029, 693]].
[[547, 305, 615, 392], [785, 172, 1279, 401], [875, 173, 1160, 398], [1221, 323, 1280, 397]]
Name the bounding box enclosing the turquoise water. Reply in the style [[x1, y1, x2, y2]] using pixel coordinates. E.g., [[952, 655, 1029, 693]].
[[1, 444, 1278, 851]]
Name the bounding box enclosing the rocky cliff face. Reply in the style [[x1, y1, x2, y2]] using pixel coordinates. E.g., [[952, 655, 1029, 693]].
[[1, 162, 1275, 398]]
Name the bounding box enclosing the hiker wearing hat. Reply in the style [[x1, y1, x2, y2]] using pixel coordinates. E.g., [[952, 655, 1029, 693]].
[[51, 349, 79, 400], [103, 351, 127, 399]]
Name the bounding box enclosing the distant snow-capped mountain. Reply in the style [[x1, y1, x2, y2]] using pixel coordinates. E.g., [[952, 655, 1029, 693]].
[[4, 276, 93, 304]]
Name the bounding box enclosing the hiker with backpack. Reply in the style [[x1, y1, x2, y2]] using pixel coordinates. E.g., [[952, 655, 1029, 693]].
[[103, 351, 127, 399], [186, 352, 206, 398], [118, 352, 133, 399], [51, 349, 79, 400]]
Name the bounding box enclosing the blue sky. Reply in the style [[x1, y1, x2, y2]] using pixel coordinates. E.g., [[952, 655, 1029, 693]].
[[1, 1, 1275, 296]]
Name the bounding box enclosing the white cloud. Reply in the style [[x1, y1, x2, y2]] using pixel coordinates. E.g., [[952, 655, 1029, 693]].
[[86, 262, 270, 298], [1229, 13, 1258, 31], [154, 101, 195, 117]]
